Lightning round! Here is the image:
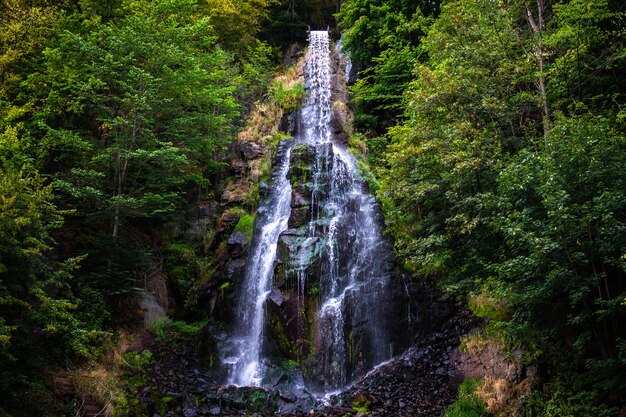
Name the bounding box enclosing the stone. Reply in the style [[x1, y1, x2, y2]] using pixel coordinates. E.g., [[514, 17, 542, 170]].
[[331, 108, 346, 133], [288, 205, 310, 228], [289, 143, 316, 174], [283, 44, 303, 67], [239, 141, 264, 160], [233, 160, 248, 175], [182, 407, 197, 417], [279, 389, 297, 403], [277, 402, 297, 414], [334, 131, 349, 145], [259, 181, 270, 199], [227, 231, 248, 257], [225, 258, 246, 280], [291, 183, 312, 207], [219, 210, 239, 226], [268, 289, 284, 307], [221, 182, 249, 204]]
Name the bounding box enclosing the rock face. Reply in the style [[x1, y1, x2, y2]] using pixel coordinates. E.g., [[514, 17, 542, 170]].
[[329, 45, 352, 144]]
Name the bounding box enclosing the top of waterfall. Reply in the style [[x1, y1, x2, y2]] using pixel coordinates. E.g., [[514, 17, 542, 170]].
[[308, 30, 329, 41]]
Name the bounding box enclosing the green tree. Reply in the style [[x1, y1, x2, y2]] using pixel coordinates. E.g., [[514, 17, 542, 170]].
[[336, 0, 438, 132], [25, 0, 240, 232], [0, 126, 106, 414], [15, 0, 244, 309]]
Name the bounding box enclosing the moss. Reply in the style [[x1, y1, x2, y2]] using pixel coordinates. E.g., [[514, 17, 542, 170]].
[[356, 159, 380, 192], [267, 312, 297, 360], [352, 394, 370, 414], [234, 214, 255, 239], [219, 281, 230, 299], [158, 396, 176, 416]]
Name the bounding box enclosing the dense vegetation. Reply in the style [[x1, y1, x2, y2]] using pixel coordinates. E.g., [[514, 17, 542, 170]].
[[1, 0, 625, 415], [339, 0, 626, 414], [0, 0, 278, 413]]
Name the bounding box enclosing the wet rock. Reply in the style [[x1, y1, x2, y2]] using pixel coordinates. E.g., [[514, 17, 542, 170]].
[[182, 407, 197, 417], [259, 181, 271, 199], [334, 131, 349, 145], [291, 182, 312, 207], [278, 402, 297, 414], [288, 143, 316, 179], [279, 112, 299, 136], [225, 258, 246, 280], [279, 389, 297, 403], [331, 107, 347, 134], [317, 307, 480, 417], [227, 231, 248, 257], [276, 234, 323, 279], [288, 205, 310, 228], [268, 289, 284, 307]]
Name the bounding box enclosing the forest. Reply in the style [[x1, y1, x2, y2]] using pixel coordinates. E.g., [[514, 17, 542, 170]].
[[0, 0, 624, 416]]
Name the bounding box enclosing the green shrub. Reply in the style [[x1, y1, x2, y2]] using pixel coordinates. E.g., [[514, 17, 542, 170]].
[[146, 317, 206, 347], [352, 394, 371, 414], [267, 80, 305, 111], [445, 379, 487, 417], [122, 350, 153, 388], [520, 379, 617, 417]]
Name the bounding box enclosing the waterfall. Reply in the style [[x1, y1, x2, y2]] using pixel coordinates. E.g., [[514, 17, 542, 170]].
[[226, 30, 395, 391], [225, 143, 293, 386]]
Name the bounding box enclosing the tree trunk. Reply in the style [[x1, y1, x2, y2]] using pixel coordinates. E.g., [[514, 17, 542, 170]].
[[525, 0, 552, 141]]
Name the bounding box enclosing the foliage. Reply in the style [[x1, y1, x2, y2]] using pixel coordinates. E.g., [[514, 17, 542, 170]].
[[351, 0, 626, 413], [351, 394, 371, 414], [267, 80, 306, 111], [0, 0, 276, 412], [122, 350, 153, 388], [445, 379, 487, 417], [146, 317, 206, 348], [0, 127, 109, 414], [200, 0, 276, 52], [336, 0, 438, 133], [518, 367, 618, 417]]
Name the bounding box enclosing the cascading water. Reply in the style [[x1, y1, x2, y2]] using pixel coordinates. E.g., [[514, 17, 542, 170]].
[[225, 143, 293, 386], [226, 30, 397, 392]]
